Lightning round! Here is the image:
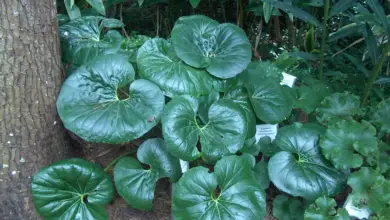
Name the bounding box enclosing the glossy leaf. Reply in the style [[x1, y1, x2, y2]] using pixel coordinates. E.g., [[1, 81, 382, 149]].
[[173, 155, 266, 219], [31, 158, 114, 220], [137, 38, 215, 97], [328, 23, 364, 42], [197, 91, 220, 124], [316, 92, 361, 125], [240, 61, 284, 84], [57, 54, 165, 144], [114, 138, 181, 210], [162, 95, 247, 163], [224, 87, 256, 138], [171, 15, 251, 79], [304, 197, 349, 220], [59, 16, 124, 66], [273, 195, 304, 220], [254, 160, 270, 190], [348, 167, 390, 213], [86, 0, 106, 16], [269, 123, 347, 200], [240, 136, 261, 156], [247, 79, 293, 124], [373, 98, 390, 133], [329, 0, 358, 17], [320, 120, 378, 169]]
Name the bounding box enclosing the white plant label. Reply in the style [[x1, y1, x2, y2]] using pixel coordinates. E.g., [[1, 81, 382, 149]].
[[343, 195, 371, 219], [179, 160, 189, 173], [255, 124, 278, 143], [281, 72, 297, 88]]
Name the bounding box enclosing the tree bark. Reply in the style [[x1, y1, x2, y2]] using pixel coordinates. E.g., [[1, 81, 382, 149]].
[[0, 1, 72, 219]]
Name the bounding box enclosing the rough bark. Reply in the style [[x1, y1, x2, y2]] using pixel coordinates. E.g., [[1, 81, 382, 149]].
[[0, 1, 72, 219]]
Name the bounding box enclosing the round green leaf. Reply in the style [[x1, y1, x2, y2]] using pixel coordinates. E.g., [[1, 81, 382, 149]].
[[171, 15, 251, 79], [57, 54, 165, 144], [348, 167, 390, 213], [59, 16, 124, 66], [114, 138, 181, 210], [162, 95, 247, 163], [224, 87, 256, 138], [273, 195, 304, 220], [304, 197, 349, 220], [269, 123, 347, 200], [316, 92, 361, 125], [173, 155, 266, 219], [31, 158, 114, 220], [320, 120, 378, 169], [247, 79, 293, 124], [240, 136, 261, 156], [373, 98, 390, 133], [137, 38, 215, 97]]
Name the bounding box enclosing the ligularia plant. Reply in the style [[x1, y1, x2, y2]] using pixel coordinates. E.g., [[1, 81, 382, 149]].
[[31, 11, 390, 220]]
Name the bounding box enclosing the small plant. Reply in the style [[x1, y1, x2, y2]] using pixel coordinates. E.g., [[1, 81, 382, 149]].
[[31, 1, 390, 218]]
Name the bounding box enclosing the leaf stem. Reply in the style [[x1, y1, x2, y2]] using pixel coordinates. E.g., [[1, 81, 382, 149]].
[[319, 0, 330, 80], [361, 42, 390, 105], [104, 150, 137, 172]]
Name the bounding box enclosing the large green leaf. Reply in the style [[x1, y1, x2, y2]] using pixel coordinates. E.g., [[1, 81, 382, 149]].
[[263, 2, 274, 23], [304, 197, 350, 220], [224, 87, 256, 138], [240, 61, 284, 84], [373, 98, 390, 133], [171, 15, 251, 79], [189, 0, 201, 8], [137, 38, 215, 97], [348, 167, 390, 213], [366, 0, 390, 37], [114, 138, 181, 210], [316, 92, 361, 125], [197, 90, 220, 124], [57, 54, 165, 144], [162, 95, 247, 163], [173, 155, 266, 219], [247, 79, 293, 124], [269, 123, 347, 200], [59, 16, 124, 66], [320, 120, 378, 169], [273, 195, 304, 220], [31, 158, 114, 220]]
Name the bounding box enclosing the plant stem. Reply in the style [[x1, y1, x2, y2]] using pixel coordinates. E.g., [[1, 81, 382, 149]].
[[119, 3, 130, 39], [361, 43, 390, 105], [104, 150, 136, 172], [319, 0, 330, 80]]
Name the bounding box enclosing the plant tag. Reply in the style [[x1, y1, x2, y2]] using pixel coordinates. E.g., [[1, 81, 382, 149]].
[[255, 124, 278, 143], [179, 160, 189, 173], [280, 72, 297, 88], [343, 195, 371, 219]]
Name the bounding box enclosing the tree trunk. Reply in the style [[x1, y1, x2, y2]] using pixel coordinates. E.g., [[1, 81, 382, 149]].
[[0, 1, 72, 219]]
